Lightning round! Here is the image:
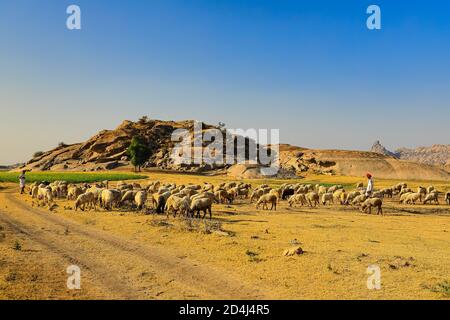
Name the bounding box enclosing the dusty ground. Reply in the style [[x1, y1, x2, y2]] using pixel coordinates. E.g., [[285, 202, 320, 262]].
[[0, 173, 449, 300]]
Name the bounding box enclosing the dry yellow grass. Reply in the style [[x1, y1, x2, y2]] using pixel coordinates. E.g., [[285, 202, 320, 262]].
[[0, 172, 449, 300]]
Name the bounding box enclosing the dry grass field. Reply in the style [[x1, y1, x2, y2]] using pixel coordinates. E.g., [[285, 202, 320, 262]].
[[0, 171, 449, 300]]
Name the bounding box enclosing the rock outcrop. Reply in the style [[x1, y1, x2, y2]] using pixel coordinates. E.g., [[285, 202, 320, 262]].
[[395, 144, 450, 166], [370, 141, 399, 158], [22, 119, 267, 173], [370, 140, 450, 170]]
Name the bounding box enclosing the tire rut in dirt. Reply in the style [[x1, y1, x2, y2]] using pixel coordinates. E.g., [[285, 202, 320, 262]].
[[0, 209, 146, 299]]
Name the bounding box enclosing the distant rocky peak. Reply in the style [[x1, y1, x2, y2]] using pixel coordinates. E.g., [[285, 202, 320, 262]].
[[370, 140, 399, 158]]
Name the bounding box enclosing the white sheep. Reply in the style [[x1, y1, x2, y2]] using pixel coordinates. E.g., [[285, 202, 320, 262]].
[[67, 186, 83, 200], [345, 191, 361, 205], [361, 198, 383, 215], [75, 192, 96, 211], [37, 186, 53, 206], [165, 195, 190, 217], [288, 194, 307, 207], [423, 192, 439, 205], [100, 189, 121, 210], [351, 194, 367, 206], [256, 194, 277, 211], [321, 192, 334, 205], [305, 192, 320, 207], [399, 192, 413, 204], [190, 197, 213, 219], [404, 192, 422, 205], [134, 191, 147, 210]]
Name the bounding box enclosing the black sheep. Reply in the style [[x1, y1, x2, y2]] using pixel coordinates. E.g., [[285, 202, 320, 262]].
[[281, 188, 295, 200]]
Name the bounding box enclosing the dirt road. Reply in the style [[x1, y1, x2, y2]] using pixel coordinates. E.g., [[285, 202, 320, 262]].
[[0, 190, 266, 299]]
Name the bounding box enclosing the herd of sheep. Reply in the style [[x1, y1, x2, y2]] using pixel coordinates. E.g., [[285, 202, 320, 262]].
[[26, 179, 450, 219]]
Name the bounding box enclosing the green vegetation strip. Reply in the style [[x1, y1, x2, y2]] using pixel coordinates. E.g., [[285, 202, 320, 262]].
[[0, 172, 147, 183]]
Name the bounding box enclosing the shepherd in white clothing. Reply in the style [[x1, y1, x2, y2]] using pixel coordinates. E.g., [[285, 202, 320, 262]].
[[366, 173, 374, 197], [18, 169, 31, 194]]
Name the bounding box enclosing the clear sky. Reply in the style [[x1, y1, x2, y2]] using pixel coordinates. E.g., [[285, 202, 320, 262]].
[[1, 0, 449, 164]]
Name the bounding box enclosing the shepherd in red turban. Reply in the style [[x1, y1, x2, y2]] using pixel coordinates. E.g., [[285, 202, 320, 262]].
[[366, 173, 374, 196]]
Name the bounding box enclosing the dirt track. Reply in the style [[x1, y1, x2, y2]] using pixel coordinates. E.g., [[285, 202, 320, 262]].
[[0, 190, 266, 299]]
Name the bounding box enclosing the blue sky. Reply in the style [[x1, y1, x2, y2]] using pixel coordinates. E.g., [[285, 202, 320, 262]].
[[0, 0, 449, 164]]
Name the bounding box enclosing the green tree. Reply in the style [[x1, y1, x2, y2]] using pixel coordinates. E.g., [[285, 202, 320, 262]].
[[127, 137, 151, 172]]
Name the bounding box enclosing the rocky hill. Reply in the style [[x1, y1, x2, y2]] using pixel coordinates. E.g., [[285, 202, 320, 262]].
[[396, 145, 450, 166], [370, 140, 450, 169], [370, 141, 399, 158], [22, 119, 265, 174]]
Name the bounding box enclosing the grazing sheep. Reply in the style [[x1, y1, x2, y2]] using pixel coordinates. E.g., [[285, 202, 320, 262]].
[[281, 188, 295, 200], [151, 191, 171, 209], [427, 186, 435, 194], [134, 191, 147, 210], [351, 194, 367, 206], [332, 189, 346, 205], [423, 192, 439, 205], [190, 197, 213, 219], [380, 188, 393, 198], [345, 191, 361, 205], [215, 189, 234, 204], [86, 186, 103, 204], [321, 192, 334, 205], [256, 194, 277, 211], [155, 194, 167, 214], [305, 192, 320, 207], [165, 195, 190, 217], [75, 192, 96, 211], [38, 187, 53, 206], [404, 192, 422, 205], [67, 186, 83, 200], [356, 182, 364, 188], [399, 192, 413, 204], [100, 189, 121, 211], [31, 185, 39, 199], [120, 190, 138, 205], [288, 194, 307, 207], [361, 198, 383, 215]]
